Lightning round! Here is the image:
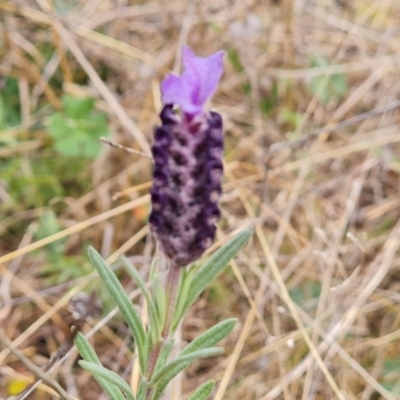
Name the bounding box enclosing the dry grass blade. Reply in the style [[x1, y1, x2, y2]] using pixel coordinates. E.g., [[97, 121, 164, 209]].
[[3, 0, 400, 398], [0, 330, 76, 400], [100, 137, 153, 160], [257, 228, 345, 399], [0, 195, 149, 265], [53, 20, 151, 155]]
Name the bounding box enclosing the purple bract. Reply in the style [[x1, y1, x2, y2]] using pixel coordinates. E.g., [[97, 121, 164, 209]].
[[149, 47, 225, 267], [161, 46, 224, 116]]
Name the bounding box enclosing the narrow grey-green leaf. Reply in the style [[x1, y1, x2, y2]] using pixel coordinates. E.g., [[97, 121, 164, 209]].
[[74, 331, 126, 400], [150, 360, 191, 400], [88, 246, 146, 373], [150, 319, 236, 400], [178, 228, 252, 322], [136, 381, 147, 400], [79, 361, 135, 400], [187, 381, 215, 400], [150, 348, 223, 387], [121, 256, 161, 341], [184, 318, 237, 355]]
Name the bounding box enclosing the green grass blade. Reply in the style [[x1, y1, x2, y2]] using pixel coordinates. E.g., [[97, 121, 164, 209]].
[[187, 381, 215, 400], [87, 246, 147, 373], [74, 331, 126, 400], [176, 228, 252, 324], [79, 361, 136, 400]]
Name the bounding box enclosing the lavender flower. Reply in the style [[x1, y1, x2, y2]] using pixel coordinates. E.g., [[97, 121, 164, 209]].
[[149, 47, 225, 267]]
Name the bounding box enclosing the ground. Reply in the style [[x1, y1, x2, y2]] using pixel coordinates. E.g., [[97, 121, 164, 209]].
[[1, 0, 400, 399]]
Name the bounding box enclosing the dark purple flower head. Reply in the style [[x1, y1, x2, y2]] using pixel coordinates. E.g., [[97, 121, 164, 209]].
[[161, 46, 225, 116], [149, 47, 225, 267]]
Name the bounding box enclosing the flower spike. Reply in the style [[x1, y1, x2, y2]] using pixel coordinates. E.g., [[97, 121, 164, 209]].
[[149, 47, 225, 267]]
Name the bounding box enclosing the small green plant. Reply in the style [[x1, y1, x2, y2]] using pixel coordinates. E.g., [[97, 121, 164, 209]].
[[309, 54, 347, 104], [75, 229, 252, 400], [0, 77, 21, 129], [260, 81, 279, 116], [280, 108, 303, 131], [48, 95, 109, 158], [289, 280, 321, 309], [227, 48, 244, 73], [34, 211, 92, 284], [380, 357, 400, 395]]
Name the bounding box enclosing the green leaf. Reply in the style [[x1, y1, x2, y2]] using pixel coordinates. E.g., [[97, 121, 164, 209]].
[[86, 112, 109, 135], [280, 108, 303, 131], [53, 135, 83, 157], [151, 362, 191, 400], [310, 76, 329, 104], [136, 381, 148, 400], [48, 113, 69, 138], [47, 96, 109, 159], [40, 255, 92, 285], [331, 73, 347, 97], [381, 382, 400, 396], [181, 319, 237, 356], [382, 357, 400, 375], [187, 381, 215, 400], [74, 331, 126, 400], [289, 280, 321, 306], [79, 361, 136, 400], [176, 228, 253, 324], [259, 81, 278, 116], [150, 319, 236, 400], [0, 78, 21, 128], [0, 95, 6, 129], [309, 54, 347, 104], [87, 246, 147, 374], [150, 348, 223, 387], [52, 131, 102, 158], [63, 95, 95, 119], [34, 211, 65, 254], [121, 256, 161, 342]]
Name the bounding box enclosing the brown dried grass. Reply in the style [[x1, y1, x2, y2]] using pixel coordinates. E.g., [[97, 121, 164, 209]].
[[2, 0, 400, 399]]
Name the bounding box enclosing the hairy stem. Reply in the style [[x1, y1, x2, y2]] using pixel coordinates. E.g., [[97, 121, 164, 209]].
[[146, 341, 162, 380], [144, 265, 181, 400], [162, 264, 181, 338]]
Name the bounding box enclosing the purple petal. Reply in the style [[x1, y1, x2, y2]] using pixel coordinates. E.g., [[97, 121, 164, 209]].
[[161, 47, 224, 115]]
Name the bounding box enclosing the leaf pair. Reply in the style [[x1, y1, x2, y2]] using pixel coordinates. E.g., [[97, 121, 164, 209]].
[[74, 331, 131, 400], [149, 318, 237, 400], [173, 227, 253, 330]]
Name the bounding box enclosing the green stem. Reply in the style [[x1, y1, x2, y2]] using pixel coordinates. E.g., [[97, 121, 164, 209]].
[[162, 265, 181, 338], [143, 264, 181, 400]]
